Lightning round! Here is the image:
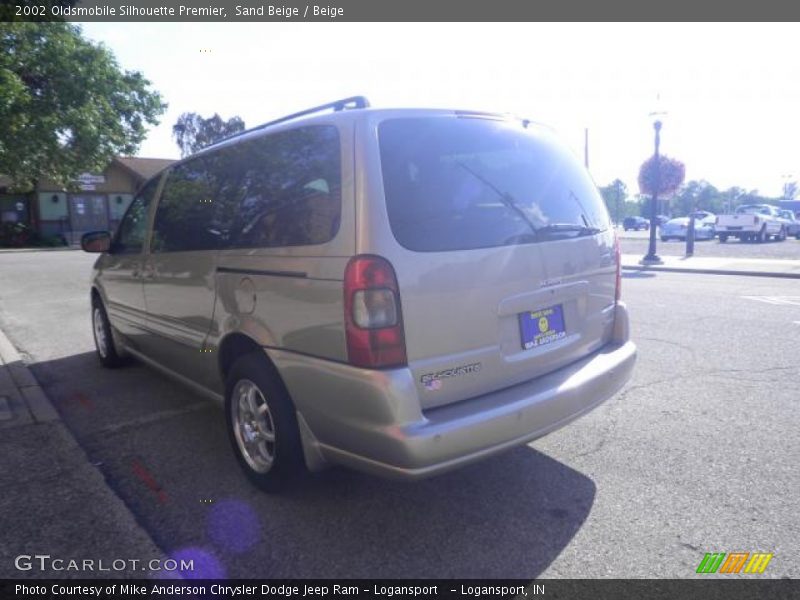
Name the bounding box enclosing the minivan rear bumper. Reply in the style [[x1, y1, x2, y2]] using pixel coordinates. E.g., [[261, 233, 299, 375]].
[[270, 302, 636, 480]]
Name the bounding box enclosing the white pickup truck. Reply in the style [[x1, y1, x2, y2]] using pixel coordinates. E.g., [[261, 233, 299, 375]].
[[716, 204, 787, 243]]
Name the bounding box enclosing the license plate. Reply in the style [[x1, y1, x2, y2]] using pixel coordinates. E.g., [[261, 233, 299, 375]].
[[519, 304, 566, 350]]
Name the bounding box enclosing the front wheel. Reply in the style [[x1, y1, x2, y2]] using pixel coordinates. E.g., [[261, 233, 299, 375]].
[[225, 353, 306, 492], [91, 299, 127, 368], [719, 234, 728, 243], [756, 227, 767, 243], [660, 236, 669, 242], [778, 227, 787, 241]]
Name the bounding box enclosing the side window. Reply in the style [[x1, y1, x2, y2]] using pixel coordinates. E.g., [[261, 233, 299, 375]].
[[203, 125, 341, 249], [113, 177, 158, 254], [151, 159, 217, 253]]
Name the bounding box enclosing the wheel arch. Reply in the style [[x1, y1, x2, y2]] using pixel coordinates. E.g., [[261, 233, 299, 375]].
[[218, 332, 325, 476], [90, 285, 103, 305], [218, 332, 266, 382]]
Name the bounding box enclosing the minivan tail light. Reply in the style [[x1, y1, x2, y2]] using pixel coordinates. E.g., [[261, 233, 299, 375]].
[[614, 231, 621, 303], [344, 255, 407, 368]]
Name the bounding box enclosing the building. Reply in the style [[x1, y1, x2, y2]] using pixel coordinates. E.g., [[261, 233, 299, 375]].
[[0, 157, 174, 244], [778, 200, 800, 216]]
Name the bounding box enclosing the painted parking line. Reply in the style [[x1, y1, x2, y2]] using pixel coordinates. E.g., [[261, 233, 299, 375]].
[[741, 296, 800, 306], [61, 391, 95, 412], [131, 458, 169, 504]]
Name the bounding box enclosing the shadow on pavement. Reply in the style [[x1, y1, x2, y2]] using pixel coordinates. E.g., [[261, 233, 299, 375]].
[[26, 350, 597, 579]]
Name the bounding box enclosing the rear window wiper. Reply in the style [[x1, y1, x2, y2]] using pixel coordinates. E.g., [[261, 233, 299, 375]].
[[535, 223, 600, 238], [455, 161, 539, 237]]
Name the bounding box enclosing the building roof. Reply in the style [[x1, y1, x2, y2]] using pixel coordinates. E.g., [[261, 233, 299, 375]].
[[113, 157, 175, 182]]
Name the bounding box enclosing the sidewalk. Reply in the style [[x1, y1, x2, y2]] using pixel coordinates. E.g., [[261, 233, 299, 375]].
[[621, 254, 800, 279], [0, 328, 167, 578]]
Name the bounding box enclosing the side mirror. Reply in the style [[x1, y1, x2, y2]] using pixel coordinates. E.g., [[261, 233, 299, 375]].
[[81, 231, 111, 253]]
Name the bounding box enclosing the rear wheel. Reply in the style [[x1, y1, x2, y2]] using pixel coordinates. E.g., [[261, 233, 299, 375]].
[[225, 353, 306, 492], [91, 298, 127, 368], [778, 227, 787, 241], [719, 234, 728, 243], [756, 227, 767, 243], [660, 236, 669, 242]]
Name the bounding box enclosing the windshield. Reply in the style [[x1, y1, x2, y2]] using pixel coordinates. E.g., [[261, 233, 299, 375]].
[[378, 117, 611, 252]]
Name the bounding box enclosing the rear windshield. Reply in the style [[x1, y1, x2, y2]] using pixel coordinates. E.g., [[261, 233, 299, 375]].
[[736, 205, 771, 215], [378, 117, 611, 252]]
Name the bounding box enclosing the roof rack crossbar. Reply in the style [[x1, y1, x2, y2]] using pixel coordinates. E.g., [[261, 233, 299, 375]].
[[208, 96, 370, 149]]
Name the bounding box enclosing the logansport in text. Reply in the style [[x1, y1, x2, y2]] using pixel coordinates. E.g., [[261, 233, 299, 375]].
[[16, 584, 544, 597]]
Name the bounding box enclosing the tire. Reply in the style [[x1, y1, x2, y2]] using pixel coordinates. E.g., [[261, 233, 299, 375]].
[[778, 227, 787, 242], [756, 226, 767, 243], [225, 353, 306, 492], [719, 234, 728, 243], [660, 236, 669, 242], [91, 297, 127, 368], [796, 233, 800, 241]]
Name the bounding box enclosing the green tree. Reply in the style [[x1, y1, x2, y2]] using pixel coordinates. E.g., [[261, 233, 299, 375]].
[[672, 180, 722, 216], [598, 180, 649, 222], [172, 112, 246, 158], [721, 186, 745, 213], [0, 23, 166, 190]]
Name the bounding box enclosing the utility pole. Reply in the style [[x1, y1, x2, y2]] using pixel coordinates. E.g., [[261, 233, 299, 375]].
[[641, 119, 664, 265], [584, 128, 589, 169]]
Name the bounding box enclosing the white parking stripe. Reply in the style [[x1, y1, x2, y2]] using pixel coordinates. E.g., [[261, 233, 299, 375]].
[[742, 296, 800, 306]]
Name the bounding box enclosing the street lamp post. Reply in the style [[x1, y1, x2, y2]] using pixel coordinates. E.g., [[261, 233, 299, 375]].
[[641, 120, 663, 265]]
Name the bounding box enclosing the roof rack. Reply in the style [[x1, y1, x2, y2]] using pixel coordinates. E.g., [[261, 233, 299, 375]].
[[206, 96, 370, 149]]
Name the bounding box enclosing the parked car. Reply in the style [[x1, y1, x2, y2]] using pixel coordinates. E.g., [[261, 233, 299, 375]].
[[660, 215, 716, 241], [777, 209, 800, 239], [623, 216, 649, 231], [690, 210, 715, 221], [81, 98, 636, 491], [716, 204, 786, 243], [656, 215, 670, 226]]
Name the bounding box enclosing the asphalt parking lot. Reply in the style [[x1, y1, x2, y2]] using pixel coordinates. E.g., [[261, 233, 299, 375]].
[[619, 228, 800, 259], [0, 250, 798, 579]]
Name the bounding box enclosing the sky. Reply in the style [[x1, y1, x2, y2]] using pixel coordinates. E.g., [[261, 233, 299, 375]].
[[79, 22, 800, 198]]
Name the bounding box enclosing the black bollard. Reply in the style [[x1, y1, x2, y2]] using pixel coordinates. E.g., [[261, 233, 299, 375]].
[[686, 214, 695, 256]]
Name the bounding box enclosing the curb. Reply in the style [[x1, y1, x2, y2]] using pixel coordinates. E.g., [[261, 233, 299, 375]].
[[0, 327, 60, 422], [622, 264, 800, 280], [0, 246, 79, 254], [0, 325, 172, 575]]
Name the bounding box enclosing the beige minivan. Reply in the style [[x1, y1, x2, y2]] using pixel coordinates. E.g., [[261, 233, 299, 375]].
[[83, 97, 637, 491]]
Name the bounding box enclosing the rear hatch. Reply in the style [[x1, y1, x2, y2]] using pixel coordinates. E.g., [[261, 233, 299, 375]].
[[377, 115, 618, 410]]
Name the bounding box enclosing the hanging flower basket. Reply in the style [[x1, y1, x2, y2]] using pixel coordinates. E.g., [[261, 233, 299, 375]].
[[638, 155, 686, 198]]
